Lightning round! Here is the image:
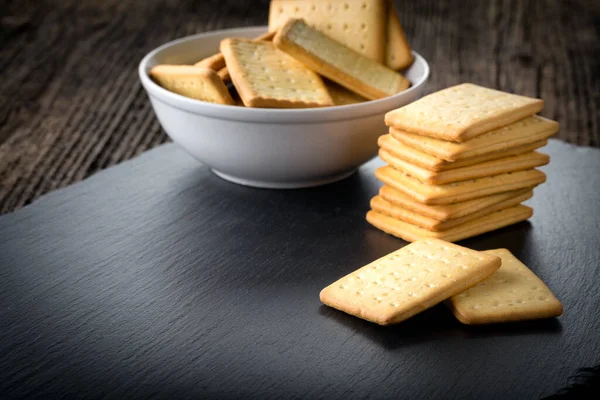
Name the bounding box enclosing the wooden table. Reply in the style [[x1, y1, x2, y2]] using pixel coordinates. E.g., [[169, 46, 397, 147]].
[[1, 139, 599, 399], [0, 0, 598, 213]]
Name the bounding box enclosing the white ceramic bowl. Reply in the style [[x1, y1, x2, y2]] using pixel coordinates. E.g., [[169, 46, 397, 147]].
[[139, 26, 429, 188]]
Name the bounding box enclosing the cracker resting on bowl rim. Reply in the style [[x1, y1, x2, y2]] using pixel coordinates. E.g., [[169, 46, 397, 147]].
[[274, 18, 410, 100]]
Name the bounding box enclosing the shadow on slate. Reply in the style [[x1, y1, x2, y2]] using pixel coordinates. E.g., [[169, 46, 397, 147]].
[[318, 299, 562, 352]]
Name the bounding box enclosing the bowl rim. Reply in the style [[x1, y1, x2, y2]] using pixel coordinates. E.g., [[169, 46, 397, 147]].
[[138, 26, 430, 123]]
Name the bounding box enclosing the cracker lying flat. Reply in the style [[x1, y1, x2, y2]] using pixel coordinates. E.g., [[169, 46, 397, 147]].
[[379, 185, 533, 221], [268, 0, 386, 63], [375, 166, 546, 205], [366, 205, 533, 243], [385, 0, 413, 70], [378, 134, 548, 172], [385, 83, 544, 142], [195, 31, 276, 71], [380, 149, 550, 184], [320, 239, 501, 325], [371, 189, 532, 231], [274, 18, 410, 100], [390, 115, 558, 161], [446, 249, 563, 324], [149, 65, 235, 105], [220, 38, 332, 108]]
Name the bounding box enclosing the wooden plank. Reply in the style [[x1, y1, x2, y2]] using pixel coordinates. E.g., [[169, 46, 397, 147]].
[[0, 0, 597, 213]]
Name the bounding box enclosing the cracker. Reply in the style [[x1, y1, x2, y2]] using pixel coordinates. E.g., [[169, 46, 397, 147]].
[[379, 186, 533, 221], [220, 38, 333, 108], [378, 134, 548, 172], [325, 79, 367, 105], [446, 249, 563, 324], [274, 18, 410, 100], [366, 205, 533, 243], [217, 67, 230, 82], [149, 65, 235, 105], [319, 239, 501, 325], [385, 0, 413, 70], [268, 0, 386, 62], [194, 52, 227, 71], [375, 166, 546, 205], [194, 31, 276, 71], [380, 149, 550, 184], [384, 83, 544, 142], [371, 189, 533, 231], [390, 115, 558, 162]]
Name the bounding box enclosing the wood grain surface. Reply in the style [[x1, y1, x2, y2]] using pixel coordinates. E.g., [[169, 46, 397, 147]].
[[0, 139, 599, 399], [0, 0, 598, 213]]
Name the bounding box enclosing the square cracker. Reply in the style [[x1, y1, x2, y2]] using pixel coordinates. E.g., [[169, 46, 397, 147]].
[[375, 166, 546, 205], [390, 115, 558, 162], [220, 38, 332, 108], [366, 205, 533, 243], [378, 134, 548, 172], [385, 0, 413, 70], [446, 249, 563, 324], [379, 149, 550, 185], [320, 239, 501, 325], [371, 189, 533, 231], [379, 185, 534, 221], [384, 83, 544, 142], [149, 65, 235, 105], [268, 0, 386, 63], [274, 18, 410, 100]]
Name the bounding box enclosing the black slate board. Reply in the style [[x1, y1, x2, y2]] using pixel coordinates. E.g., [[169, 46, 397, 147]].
[[1, 140, 599, 399]]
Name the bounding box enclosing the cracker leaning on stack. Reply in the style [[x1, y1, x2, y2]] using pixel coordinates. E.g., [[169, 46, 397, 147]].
[[367, 83, 559, 243], [149, 0, 413, 108]]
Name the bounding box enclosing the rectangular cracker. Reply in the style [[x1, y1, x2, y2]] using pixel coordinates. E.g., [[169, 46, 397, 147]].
[[379, 185, 533, 221], [385, 0, 413, 70], [325, 79, 367, 105], [371, 189, 533, 231], [220, 38, 333, 108], [320, 239, 501, 325], [380, 149, 550, 185], [268, 0, 386, 63], [378, 134, 548, 172], [194, 52, 227, 71], [217, 67, 230, 81], [379, 186, 533, 221], [375, 166, 546, 205], [390, 115, 558, 162], [384, 83, 544, 142], [366, 205, 533, 243], [274, 18, 410, 100], [149, 65, 235, 105], [195, 31, 276, 71], [446, 249, 563, 324]]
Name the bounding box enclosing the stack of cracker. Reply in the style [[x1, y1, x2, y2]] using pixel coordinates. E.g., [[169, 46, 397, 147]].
[[367, 83, 559, 243]]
